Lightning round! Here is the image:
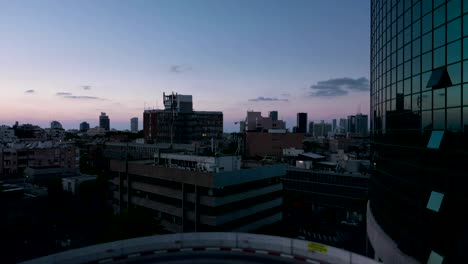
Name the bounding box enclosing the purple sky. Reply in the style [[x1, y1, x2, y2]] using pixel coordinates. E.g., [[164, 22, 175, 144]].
[[0, 0, 370, 132]]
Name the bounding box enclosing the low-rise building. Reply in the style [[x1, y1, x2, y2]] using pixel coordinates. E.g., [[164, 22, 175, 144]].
[[110, 153, 284, 233], [245, 131, 303, 158], [62, 174, 97, 194]]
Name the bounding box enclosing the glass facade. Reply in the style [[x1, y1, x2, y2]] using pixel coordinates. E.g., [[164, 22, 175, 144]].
[[370, 0, 468, 263]]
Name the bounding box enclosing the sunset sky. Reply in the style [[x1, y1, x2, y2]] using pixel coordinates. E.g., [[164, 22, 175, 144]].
[[0, 0, 370, 132]]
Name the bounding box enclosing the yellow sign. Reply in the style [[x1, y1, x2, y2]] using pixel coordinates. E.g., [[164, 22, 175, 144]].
[[307, 242, 328, 253]]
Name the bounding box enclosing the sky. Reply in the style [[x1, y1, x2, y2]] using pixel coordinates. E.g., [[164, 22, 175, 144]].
[[0, 0, 370, 132]]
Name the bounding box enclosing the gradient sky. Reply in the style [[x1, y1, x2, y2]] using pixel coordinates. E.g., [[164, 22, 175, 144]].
[[0, 0, 370, 132]]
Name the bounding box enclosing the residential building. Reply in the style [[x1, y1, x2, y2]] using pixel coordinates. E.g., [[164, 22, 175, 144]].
[[99, 112, 110, 131], [296, 113, 307, 133], [110, 153, 284, 233], [144, 92, 223, 144], [369, 1, 468, 263], [80, 122, 90, 132], [243, 111, 286, 132], [130, 117, 138, 132], [0, 125, 16, 142]]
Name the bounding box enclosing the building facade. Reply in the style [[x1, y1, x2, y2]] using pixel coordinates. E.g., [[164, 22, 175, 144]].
[[79, 122, 90, 132], [130, 117, 138, 133], [110, 155, 284, 233], [245, 132, 303, 158], [99, 112, 110, 131], [296, 113, 308, 133], [243, 111, 286, 132], [370, 0, 468, 263]]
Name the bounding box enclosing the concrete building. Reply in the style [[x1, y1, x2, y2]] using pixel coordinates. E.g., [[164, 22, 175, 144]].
[[144, 92, 223, 144], [243, 111, 286, 132], [79, 122, 90, 132], [296, 113, 307, 133], [130, 117, 138, 133], [99, 112, 110, 131], [0, 125, 16, 142], [62, 174, 97, 194], [313, 121, 332, 137], [110, 153, 284, 233], [245, 131, 303, 158]]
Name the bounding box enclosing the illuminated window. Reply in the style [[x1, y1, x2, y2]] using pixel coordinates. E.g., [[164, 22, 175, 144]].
[[426, 191, 444, 212], [427, 131, 444, 149]]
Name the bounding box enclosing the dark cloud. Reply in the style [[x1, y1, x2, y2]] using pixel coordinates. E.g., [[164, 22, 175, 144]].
[[248, 96, 288, 102], [25, 90, 35, 94], [170, 65, 192, 73], [309, 77, 369, 97], [82, 85, 91, 90], [56, 92, 72, 96], [63, 95, 105, 100]]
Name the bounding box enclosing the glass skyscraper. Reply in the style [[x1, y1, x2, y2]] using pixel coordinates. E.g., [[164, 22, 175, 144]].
[[369, 0, 467, 263]]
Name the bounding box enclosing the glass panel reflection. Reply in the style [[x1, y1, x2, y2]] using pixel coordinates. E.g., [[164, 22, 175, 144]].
[[447, 40, 461, 64], [447, 0, 461, 21], [447, 85, 461, 107], [422, 91, 432, 110], [447, 18, 461, 43], [423, 32, 433, 53], [422, 110, 433, 130], [447, 108, 461, 130], [433, 109, 445, 129], [413, 57, 421, 75], [423, 13, 433, 34], [434, 26, 446, 48], [434, 5, 446, 28], [413, 75, 421, 94], [433, 46, 446, 68], [434, 89, 446, 109], [422, 52, 432, 72], [447, 63, 461, 84], [464, 107, 468, 131]]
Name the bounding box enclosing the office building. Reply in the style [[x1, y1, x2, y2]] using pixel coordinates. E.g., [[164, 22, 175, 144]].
[[269, 111, 278, 121], [313, 121, 332, 137], [347, 115, 356, 133], [79, 122, 90, 132], [110, 153, 284, 233], [332, 119, 337, 132], [355, 114, 368, 136], [369, 1, 468, 263], [130, 117, 138, 133], [308, 121, 314, 136], [339, 118, 348, 133], [296, 113, 307, 133], [99, 112, 110, 131], [50, 121, 63, 129], [144, 92, 223, 144]]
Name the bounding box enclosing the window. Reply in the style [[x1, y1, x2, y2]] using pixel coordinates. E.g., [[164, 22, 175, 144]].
[[413, 20, 421, 39], [447, 40, 461, 64], [423, 13, 433, 34], [433, 109, 445, 129], [413, 38, 421, 57], [413, 2, 421, 22], [447, 85, 461, 107], [422, 52, 432, 72], [464, 14, 468, 36], [434, 89, 446, 109], [427, 250, 444, 264], [433, 5, 446, 28], [447, 63, 461, 84], [427, 132, 445, 150], [422, 1, 432, 16], [447, 18, 461, 43], [426, 67, 452, 89], [433, 25, 446, 48], [422, 91, 432, 110], [412, 57, 421, 75], [464, 85, 468, 105], [433, 47, 446, 68], [447, 0, 461, 21], [447, 108, 461, 130], [422, 110, 432, 129], [422, 32, 432, 53]]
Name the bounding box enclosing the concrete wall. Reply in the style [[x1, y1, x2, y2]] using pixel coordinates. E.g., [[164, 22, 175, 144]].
[[21, 232, 379, 264]]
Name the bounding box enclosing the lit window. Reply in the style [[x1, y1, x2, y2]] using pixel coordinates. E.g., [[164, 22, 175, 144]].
[[427, 131, 444, 149], [426, 191, 444, 212], [427, 250, 444, 264]]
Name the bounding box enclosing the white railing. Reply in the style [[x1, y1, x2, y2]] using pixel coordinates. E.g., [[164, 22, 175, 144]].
[[21, 233, 379, 264]]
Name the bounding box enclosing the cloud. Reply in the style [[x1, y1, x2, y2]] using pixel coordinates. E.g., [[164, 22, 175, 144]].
[[309, 77, 369, 97], [280, 93, 291, 97], [248, 96, 288, 102], [82, 85, 91, 90], [56, 92, 72, 96], [25, 89, 35, 94], [63, 95, 105, 100], [170, 65, 192, 73]]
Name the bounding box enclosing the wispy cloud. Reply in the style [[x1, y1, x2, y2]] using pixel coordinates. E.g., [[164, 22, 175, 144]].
[[280, 93, 291, 97], [170, 65, 192, 73], [248, 96, 288, 102], [25, 89, 35, 94], [309, 77, 369, 97], [81, 85, 91, 90], [63, 95, 105, 100], [56, 92, 72, 96]]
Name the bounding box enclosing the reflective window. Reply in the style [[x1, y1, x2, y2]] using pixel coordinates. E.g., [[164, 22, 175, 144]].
[[404, 43, 412, 61], [413, 20, 421, 39], [463, 85, 468, 106], [464, 61, 468, 83], [434, 89, 446, 109], [447, 108, 461, 130], [433, 46, 445, 68], [447, 63, 461, 85], [422, 110, 433, 129], [404, 78, 412, 95], [423, 13, 433, 34], [405, 95, 411, 109], [434, 5, 446, 28], [398, 32, 404, 49], [447, 0, 462, 21], [397, 81, 404, 94], [422, 52, 432, 72], [433, 0, 445, 9], [405, 61, 412, 78], [412, 93, 421, 111], [422, 0, 432, 16], [464, 14, 468, 36], [413, 56, 421, 75], [427, 250, 444, 264], [433, 109, 445, 129], [447, 40, 461, 64], [464, 107, 468, 130], [426, 191, 444, 211], [398, 65, 404, 81], [427, 132, 445, 149], [413, 2, 421, 22], [422, 71, 432, 90], [398, 48, 404, 65], [405, 27, 412, 45], [405, 9, 412, 28], [422, 91, 432, 110], [465, 0, 468, 14], [447, 18, 461, 43], [413, 75, 421, 93], [422, 32, 432, 53], [434, 26, 446, 48], [413, 38, 421, 57], [447, 85, 461, 107]]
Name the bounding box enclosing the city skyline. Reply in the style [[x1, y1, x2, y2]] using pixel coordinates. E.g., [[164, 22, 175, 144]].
[[0, 0, 370, 131]]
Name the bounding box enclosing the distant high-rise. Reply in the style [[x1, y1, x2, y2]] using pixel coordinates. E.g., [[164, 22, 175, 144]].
[[296, 113, 307, 133], [355, 114, 368, 136], [308, 121, 314, 136], [332, 119, 337, 132], [313, 121, 331, 137], [99, 112, 110, 131], [339, 118, 348, 132], [79, 122, 90, 132], [50, 120, 63, 129], [130, 117, 138, 132], [347, 115, 356, 133], [269, 111, 278, 121]]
